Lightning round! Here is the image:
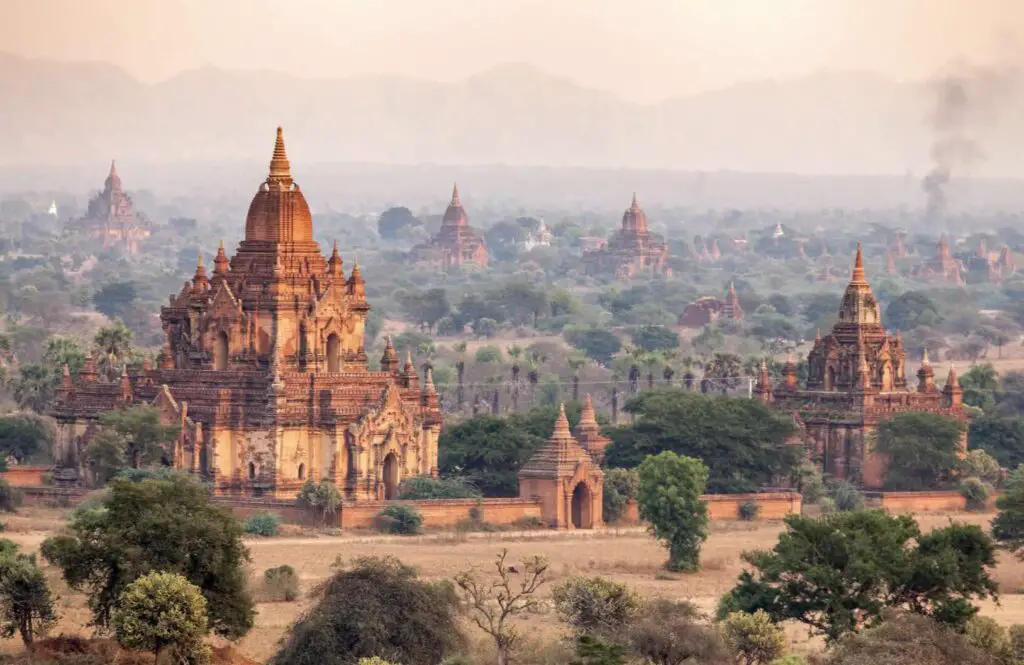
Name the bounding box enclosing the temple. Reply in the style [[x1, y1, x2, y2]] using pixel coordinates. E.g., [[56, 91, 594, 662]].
[[678, 282, 744, 328], [518, 404, 604, 529], [913, 234, 963, 284], [768, 244, 967, 488], [964, 239, 1017, 284], [66, 161, 152, 255], [582, 194, 669, 279], [410, 184, 489, 269], [52, 129, 442, 499]]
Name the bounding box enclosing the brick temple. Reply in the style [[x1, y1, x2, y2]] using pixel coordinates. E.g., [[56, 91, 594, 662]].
[[410, 184, 489, 269], [53, 128, 442, 499], [582, 194, 669, 279], [914, 234, 963, 284], [678, 282, 744, 328], [67, 161, 152, 255], [764, 244, 967, 488]]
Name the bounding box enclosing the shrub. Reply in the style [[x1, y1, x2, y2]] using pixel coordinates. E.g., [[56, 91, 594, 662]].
[[358, 659, 400, 665], [828, 480, 864, 512], [818, 497, 837, 515], [964, 616, 1013, 662], [822, 613, 989, 665], [738, 501, 761, 521], [261, 565, 300, 602], [625, 599, 730, 665], [602, 468, 639, 525], [397, 475, 481, 500], [296, 479, 342, 525], [376, 504, 424, 535], [552, 576, 640, 636], [769, 657, 807, 665], [244, 512, 281, 537], [719, 610, 786, 665], [0, 481, 22, 513], [111, 571, 209, 664], [570, 634, 627, 665], [958, 449, 1002, 485], [512, 515, 546, 530], [959, 477, 992, 512], [797, 463, 827, 504], [1010, 625, 1024, 663]]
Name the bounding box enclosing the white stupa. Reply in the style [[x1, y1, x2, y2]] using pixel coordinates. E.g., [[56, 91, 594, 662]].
[[47, 200, 58, 217], [772, 223, 785, 239]]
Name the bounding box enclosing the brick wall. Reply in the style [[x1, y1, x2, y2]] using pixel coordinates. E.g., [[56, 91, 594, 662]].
[[339, 498, 543, 529], [876, 490, 973, 513], [615, 492, 803, 526], [2, 467, 50, 487]]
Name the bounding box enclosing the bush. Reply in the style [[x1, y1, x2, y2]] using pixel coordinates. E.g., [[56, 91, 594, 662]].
[[625, 599, 730, 665], [0, 481, 22, 513], [719, 610, 786, 665], [376, 504, 424, 535], [397, 475, 481, 500], [296, 479, 342, 525], [828, 480, 864, 512], [602, 468, 639, 525], [261, 565, 300, 602], [570, 634, 627, 665], [964, 615, 1012, 663], [1010, 625, 1024, 663], [244, 512, 281, 537], [822, 613, 990, 665], [958, 449, 1002, 485], [818, 497, 837, 514], [358, 659, 400, 665], [960, 477, 993, 512], [769, 657, 807, 665], [0, 542, 57, 645], [738, 501, 760, 521], [552, 576, 640, 636], [512, 515, 546, 530], [111, 571, 209, 663], [797, 463, 827, 504]]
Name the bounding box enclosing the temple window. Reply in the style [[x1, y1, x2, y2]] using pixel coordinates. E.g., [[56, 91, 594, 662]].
[[297, 463, 306, 480], [214, 331, 229, 371], [248, 462, 257, 481], [327, 333, 341, 373]]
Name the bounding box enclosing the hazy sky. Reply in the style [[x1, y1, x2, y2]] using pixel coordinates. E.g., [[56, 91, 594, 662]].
[[2, 0, 1023, 103]]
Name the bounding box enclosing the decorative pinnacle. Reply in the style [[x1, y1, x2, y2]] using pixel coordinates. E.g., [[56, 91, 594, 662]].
[[851, 241, 866, 282], [109, 160, 118, 178], [553, 403, 571, 437], [631, 192, 639, 209], [451, 183, 461, 205], [922, 348, 931, 366], [268, 127, 291, 182]]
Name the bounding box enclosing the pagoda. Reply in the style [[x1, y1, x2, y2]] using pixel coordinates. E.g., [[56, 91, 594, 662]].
[[410, 184, 488, 269], [67, 161, 152, 255], [914, 234, 962, 283], [770, 243, 967, 488], [53, 128, 442, 500], [582, 194, 669, 279]]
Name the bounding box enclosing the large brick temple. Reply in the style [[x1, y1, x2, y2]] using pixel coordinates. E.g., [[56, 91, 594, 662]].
[[53, 128, 442, 499], [762, 244, 967, 488], [410, 184, 489, 269], [66, 161, 152, 256], [583, 194, 669, 279]]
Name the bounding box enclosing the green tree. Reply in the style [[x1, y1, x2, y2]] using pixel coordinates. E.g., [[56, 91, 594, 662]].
[[93, 281, 139, 322], [41, 475, 254, 637], [112, 571, 209, 663], [93, 405, 181, 471], [636, 451, 709, 572], [604, 391, 798, 493], [885, 291, 943, 331], [12, 364, 56, 413], [92, 320, 134, 382], [296, 479, 342, 525], [873, 412, 965, 490], [0, 414, 52, 463], [570, 634, 626, 665], [602, 468, 639, 525], [960, 363, 1000, 411], [631, 326, 680, 353], [0, 541, 56, 645], [42, 336, 87, 376], [719, 610, 787, 665], [552, 576, 639, 637], [377, 206, 422, 240], [992, 465, 1024, 557], [565, 328, 622, 366], [968, 415, 1024, 469], [271, 556, 463, 665], [399, 288, 451, 329], [719, 510, 998, 642]]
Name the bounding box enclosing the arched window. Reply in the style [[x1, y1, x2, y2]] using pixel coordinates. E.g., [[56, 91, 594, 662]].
[[214, 331, 229, 371], [297, 463, 306, 480], [248, 462, 257, 481], [326, 333, 341, 373]]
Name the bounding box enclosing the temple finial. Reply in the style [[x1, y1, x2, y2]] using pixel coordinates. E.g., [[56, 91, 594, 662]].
[[631, 192, 638, 208], [553, 403, 570, 437], [269, 127, 291, 182], [851, 241, 866, 282], [109, 160, 117, 177], [451, 183, 461, 205]]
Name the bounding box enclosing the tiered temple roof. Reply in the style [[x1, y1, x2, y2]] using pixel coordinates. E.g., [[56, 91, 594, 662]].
[[67, 160, 152, 255], [410, 184, 489, 269], [582, 194, 669, 279]]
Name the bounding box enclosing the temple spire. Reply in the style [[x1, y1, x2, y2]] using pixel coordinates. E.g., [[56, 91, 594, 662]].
[[552, 403, 571, 439], [214, 240, 229, 276], [631, 192, 638, 209], [268, 127, 292, 183], [328, 240, 343, 277], [851, 241, 866, 283], [451, 183, 461, 206]]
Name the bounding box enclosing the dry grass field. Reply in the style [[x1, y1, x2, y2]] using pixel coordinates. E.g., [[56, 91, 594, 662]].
[[2, 507, 1024, 663]]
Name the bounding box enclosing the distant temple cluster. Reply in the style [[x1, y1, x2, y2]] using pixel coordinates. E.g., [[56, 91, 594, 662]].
[[410, 184, 489, 270], [758, 244, 968, 488], [66, 161, 152, 255], [679, 282, 744, 328], [582, 194, 669, 279]]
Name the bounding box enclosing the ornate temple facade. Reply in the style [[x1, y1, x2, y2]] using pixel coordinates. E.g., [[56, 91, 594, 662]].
[[582, 194, 669, 279], [410, 184, 488, 269], [53, 129, 442, 499], [518, 404, 604, 529], [67, 161, 152, 255], [768, 244, 967, 488], [914, 234, 963, 284]]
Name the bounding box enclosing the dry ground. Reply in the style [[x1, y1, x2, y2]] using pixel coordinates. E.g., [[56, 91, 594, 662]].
[[2, 508, 1024, 663]]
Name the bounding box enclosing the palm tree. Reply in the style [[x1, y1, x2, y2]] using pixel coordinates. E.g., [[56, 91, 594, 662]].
[[662, 349, 678, 387], [93, 321, 134, 382], [626, 346, 644, 395], [13, 364, 54, 413], [642, 352, 662, 390], [526, 349, 548, 408], [506, 345, 523, 411], [567, 353, 587, 402], [417, 340, 437, 370], [453, 341, 468, 410]]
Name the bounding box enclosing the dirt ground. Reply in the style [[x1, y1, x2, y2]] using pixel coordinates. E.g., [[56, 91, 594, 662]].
[[2, 508, 1023, 663]]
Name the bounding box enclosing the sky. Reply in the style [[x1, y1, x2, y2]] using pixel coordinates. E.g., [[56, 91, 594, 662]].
[[1, 0, 1023, 103]]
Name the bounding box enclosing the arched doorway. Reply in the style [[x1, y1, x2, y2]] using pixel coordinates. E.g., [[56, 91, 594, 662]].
[[248, 462, 257, 481], [326, 333, 341, 373], [570, 483, 593, 529], [214, 331, 229, 371], [382, 453, 400, 500], [297, 463, 306, 480]]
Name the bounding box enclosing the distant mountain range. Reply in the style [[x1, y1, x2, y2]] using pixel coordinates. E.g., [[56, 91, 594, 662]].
[[3, 54, 1024, 176]]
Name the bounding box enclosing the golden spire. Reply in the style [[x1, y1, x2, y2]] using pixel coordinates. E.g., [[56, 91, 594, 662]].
[[922, 348, 931, 367], [851, 241, 866, 283], [268, 127, 291, 183]]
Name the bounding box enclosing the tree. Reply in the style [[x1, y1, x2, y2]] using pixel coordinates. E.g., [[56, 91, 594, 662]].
[[968, 415, 1024, 469], [377, 206, 422, 239], [719, 610, 787, 665], [94, 405, 181, 471], [703, 352, 743, 393], [636, 451, 709, 572], [885, 291, 943, 331], [602, 468, 639, 525], [552, 576, 639, 636], [604, 391, 799, 493], [296, 479, 342, 524], [873, 412, 965, 490], [631, 326, 680, 353], [821, 613, 990, 665], [0, 542, 56, 645], [41, 475, 254, 637], [719, 510, 998, 642], [565, 328, 622, 365], [93, 320, 134, 381], [112, 571, 209, 663], [455, 549, 548, 665], [992, 465, 1024, 557], [399, 288, 451, 329], [272, 556, 463, 665], [960, 364, 1000, 411], [0, 413, 52, 463], [625, 599, 729, 665], [13, 364, 56, 413], [93, 281, 139, 321], [42, 336, 87, 376], [397, 475, 481, 500]]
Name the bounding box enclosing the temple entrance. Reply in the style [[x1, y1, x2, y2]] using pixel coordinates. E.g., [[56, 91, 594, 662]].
[[214, 331, 229, 371], [570, 482, 593, 529], [382, 453, 399, 500], [326, 333, 341, 373]]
